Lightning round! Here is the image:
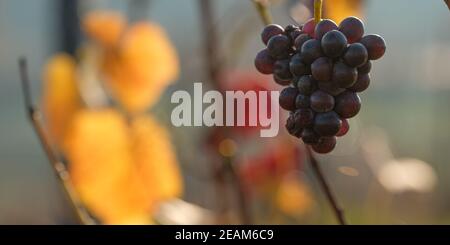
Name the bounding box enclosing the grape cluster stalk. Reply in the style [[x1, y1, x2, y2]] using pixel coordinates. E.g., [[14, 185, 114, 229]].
[[255, 17, 386, 154]]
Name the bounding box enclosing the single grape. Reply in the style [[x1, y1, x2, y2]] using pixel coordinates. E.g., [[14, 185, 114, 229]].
[[295, 94, 310, 109], [315, 19, 338, 40], [302, 128, 320, 144], [360, 34, 386, 60], [294, 33, 312, 51], [321, 30, 348, 58], [274, 74, 292, 86], [311, 57, 333, 82], [279, 87, 298, 111], [335, 91, 361, 118], [343, 43, 368, 68], [332, 61, 358, 88], [349, 73, 370, 92], [289, 53, 310, 77], [267, 35, 291, 59], [294, 108, 314, 128], [358, 61, 372, 74], [314, 111, 341, 137], [301, 39, 323, 64], [310, 90, 335, 113], [339, 17, 365, 43], [312, 136, 337, 154], [336, 119, 349, 137], [318, 81, 345, 96], [261, 24, 285, 45], [286, 113, 302, 137], [274, 59, 293, 81], [303, 18, 316, 38], [254, 49, 275, 74], [296, 75, 318, 95]]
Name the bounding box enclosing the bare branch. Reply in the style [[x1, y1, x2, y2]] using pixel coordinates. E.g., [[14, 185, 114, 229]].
[[18, 58, 93, 225], [198, 0, 252, 224], [445, 0, 450, 10], [252, 0, 273, 25], [305, 146, 347, 225]]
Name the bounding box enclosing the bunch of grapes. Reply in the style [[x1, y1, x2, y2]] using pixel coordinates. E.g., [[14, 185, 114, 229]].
[[255, 17, 386, 154]]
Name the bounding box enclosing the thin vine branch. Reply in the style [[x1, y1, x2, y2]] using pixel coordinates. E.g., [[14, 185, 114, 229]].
[[445, 0, 450, 10], [252, 0, 273, 25], [198, 0, 252, 224], [305, 146, 347, 225], [18, 58, 93, 225]]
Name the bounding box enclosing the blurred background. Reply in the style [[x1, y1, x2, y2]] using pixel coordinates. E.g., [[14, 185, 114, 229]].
[[0, 0, 450, 224]]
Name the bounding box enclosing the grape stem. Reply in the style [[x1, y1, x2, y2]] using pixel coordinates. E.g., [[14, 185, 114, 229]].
[[445, 0, 450, 10], [18, 58, 94, 225], [314, 0, 323, 23], [305, 146, 347, 225], [252, 0, 273, 25]]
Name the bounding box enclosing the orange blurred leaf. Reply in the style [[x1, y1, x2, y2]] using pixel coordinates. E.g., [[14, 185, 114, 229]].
[[101, 22, 179, 113], [82, 11, 126, 47], [41, 53, 81, 148], [323, 0, 364, 24]]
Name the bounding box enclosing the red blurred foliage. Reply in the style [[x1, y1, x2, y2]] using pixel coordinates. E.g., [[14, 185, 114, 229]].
[[219, 71, 278, 137]]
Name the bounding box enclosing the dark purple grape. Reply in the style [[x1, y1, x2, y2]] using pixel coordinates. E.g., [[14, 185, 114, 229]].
[[279, 87, 298, 111], [339, 17, 365, 44], [343, 43, 368, 68], [295, 94, 310, 109], [360, 34, 386, 60], [296, 75, 317, 95], [312, 137, 337, 154], [261, 24, 284, 45], [303, 18, 316, 38], [310, 90, 335, 113], [315, 19, 338, 40], [314, 111, 341, 137], [301, 39, 323, 64], [349, 73, 370, 92], [289, 53, 310, 77], [286, 114, 302, 137], [302, 128, 320, 144], [273, 74, 292, 86], [332, 61, 357, 88], [274, 59, 293, 81], [294, 34, 312, 51], [254, 49, 275, 74], [321, 30, 347, 58], [358, 61, 372, 74], [336, 119, 349, 137], [318, 81, 345, 96], [335, 91, 361, 118], [294, 109, 314, 128], [311, 57, 333, 82], [267, 35, 291, 59]]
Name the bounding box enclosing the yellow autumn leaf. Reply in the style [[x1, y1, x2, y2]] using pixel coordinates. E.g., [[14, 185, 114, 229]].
[[324, 0, 364, 24], [41, 53, 81, 148], [101, 22, 179, 114], [130, 114, 183, 202], [82, 11, 126, 47], [64, 109, 152, 224]]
